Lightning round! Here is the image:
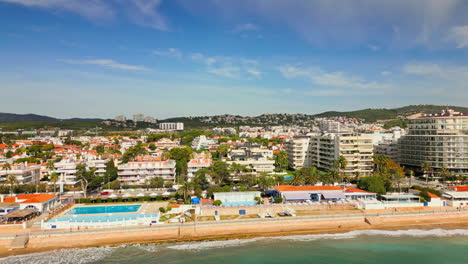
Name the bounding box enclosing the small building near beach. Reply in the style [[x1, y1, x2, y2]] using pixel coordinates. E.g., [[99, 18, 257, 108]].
[[213, 191, 261, 206], [443, 186, 468, 207], [2, 194, 58, 213], [274, 185, 376, 202]]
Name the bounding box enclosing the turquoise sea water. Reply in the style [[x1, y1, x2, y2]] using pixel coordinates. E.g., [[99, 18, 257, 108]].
[[66, 205, 141, 215], [2, 229, 467, 264]]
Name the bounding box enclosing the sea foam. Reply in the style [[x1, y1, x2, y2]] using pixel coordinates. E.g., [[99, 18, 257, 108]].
[[166, 229, 468, 251]]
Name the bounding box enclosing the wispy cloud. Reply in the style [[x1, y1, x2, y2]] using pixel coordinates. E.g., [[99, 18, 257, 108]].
[[278, 65, 390, 90], [191, 53, 262, 79], [0, 0, 168, 30], [447, 25, 468, 48], [59, 59, 149, 71], [232, 23, 259, 33], [152, 48, 182, 58], [179, 0, 468, 48]]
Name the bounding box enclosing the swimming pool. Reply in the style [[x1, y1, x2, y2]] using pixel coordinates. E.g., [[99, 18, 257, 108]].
[[49, 213, 158, 223], [66, 205, 141, 215]]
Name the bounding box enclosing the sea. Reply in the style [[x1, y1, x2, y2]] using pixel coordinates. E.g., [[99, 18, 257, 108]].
[[1, 229, 467, 264]]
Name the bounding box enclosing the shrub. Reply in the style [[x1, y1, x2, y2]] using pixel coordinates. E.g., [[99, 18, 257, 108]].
[[213, 200, 222, 206], [156, 195, 163, 201], [273, 197, 283, 203], [159, 207, 166, 213]]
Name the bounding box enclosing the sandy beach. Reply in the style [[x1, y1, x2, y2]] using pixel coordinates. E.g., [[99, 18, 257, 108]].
[[0, 210, 467, 258]]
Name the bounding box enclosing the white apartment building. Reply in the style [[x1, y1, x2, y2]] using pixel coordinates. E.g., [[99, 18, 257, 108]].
[[191, 135, 218, 150], [159, 122, 184, 131], [117, 156, 176, 185], [0, 163, 41, 184], [286, 133, 374, 176], [114, 115, 127, 122], [187, 153, 213, 181], [225, 148, 275, 174], [52, 158, 81, 185], [144, 116, 157, 123], [152, 138, 180, 149], [372, 128, 405, 162], [85, 158, 109, 176], [399, 109, 468, 174], [133, 113, 145, 123]]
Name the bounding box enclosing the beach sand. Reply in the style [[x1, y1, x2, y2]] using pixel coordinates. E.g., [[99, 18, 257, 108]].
[[0, 211, 467, 258]]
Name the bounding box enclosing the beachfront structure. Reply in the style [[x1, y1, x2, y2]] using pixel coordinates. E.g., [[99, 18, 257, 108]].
[[443, 186, 468, 207], [0, 162, 41, 185], [286, 133, 374, 176], [187, 153, 213, 182], [273, 185, 376, 202], [213, 191, 261, 206], [1, 194, 58, 213], [191, 135, 218, 150], [159, 122, 184, 131], [399, 109, 468, 175], [225, 148, 275, 174], [117, 156, 176, 185]]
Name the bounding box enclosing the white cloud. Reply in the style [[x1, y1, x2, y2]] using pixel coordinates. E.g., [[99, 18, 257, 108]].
[[190, 53, 261, 79], [60, 59, 148, 71], [381, 71, 392, 76], [448, 25, 468, 48], [152, 48, 182, 58], [179, 0, 468, 48], [368, 44, 380, 51], [0, 0, 167, 30], [278, 65, 390, 90], [232, 23, 259, 33]]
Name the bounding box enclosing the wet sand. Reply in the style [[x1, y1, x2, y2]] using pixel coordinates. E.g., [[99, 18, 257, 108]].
[[0, 211, 467, 258]]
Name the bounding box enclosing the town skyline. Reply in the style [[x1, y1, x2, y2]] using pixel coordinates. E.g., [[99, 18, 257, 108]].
[[2, 1, 468, 118]]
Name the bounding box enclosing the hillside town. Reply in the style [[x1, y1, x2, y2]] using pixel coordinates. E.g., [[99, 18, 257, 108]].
[[0, 108, 467, 250]]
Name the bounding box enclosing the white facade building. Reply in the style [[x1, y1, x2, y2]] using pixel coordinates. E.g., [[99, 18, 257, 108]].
[[0, 163, 41, 185], [159, 122, 184, 131], [118, 156, 176, 185]]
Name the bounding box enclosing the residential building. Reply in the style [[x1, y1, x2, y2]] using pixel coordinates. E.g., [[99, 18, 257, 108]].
[[191, 135, 218, 150], [399, 109, 468, 174], [117, 156, 176, 185], [159, 122, 184, 131], [0, 163, 41, 185], [114, 115, 127, 122], [187, 153, 213, 181], [225, 148, 275, 174], [133, 113, 145, 123], [286, 133, 374, 176], [144, 116, 157, 123], [52, 158, 81, 185]]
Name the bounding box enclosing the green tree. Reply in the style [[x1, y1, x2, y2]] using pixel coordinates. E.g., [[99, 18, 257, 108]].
[[149, 177, 165, 188], [75, 164, 97, 198], [438, 166, 451, 185], [258, 173, 275, 190], [357, 176, 386, 194], [333, 155, 348, 182], [121, 143, 146, 163], [50, 172, 59, 193], [5, 150, 13, 159], [421, 161, 433, 184], [167, 147, 193, 184], [274, 151, 289, 172], [178, 182, 194, 201], [5, 174, 18, 195], [104, 160, 118, 183]]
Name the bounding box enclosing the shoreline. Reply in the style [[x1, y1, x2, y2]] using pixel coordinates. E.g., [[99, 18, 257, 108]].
[[1, 212, 468, 258]]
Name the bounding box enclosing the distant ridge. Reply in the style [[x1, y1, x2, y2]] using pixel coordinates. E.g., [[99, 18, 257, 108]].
[[0, 113, 102, 123]]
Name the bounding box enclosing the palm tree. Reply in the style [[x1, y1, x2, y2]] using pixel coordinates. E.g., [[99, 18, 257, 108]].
[[50, 172, 59, 193], [421, 161, 432, 185], [388, 167, 403, 192], [333, 155, 348, 183], [178, 182, 193, 201], [438, 166, 451, 186], [46, 160, 55, 172], [5, 174, 18, 196]]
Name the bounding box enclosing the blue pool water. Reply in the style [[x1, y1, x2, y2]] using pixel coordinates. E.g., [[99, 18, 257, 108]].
[[49, 213, 158, 223], [284, 176, 293, 180], [66, 205, 141, 215]]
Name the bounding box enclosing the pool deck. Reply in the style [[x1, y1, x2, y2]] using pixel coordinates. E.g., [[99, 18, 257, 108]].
[[56, 203, 159, 219]]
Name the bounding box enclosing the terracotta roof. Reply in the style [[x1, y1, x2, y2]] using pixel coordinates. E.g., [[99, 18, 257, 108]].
[[274, 185, 343, 192], [4, 194, 57, 204], [449, 186, 468, 192], [343, 187, 375, 194]]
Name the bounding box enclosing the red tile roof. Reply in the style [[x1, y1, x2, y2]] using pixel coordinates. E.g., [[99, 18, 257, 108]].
[[4, 194, 57, 204], [343, 187, 375, 194], [449, 186, 468, 192], [274, 185, 343, 192]]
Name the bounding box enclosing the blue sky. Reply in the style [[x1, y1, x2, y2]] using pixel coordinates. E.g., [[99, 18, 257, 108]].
[[1, 0, 468, 119]]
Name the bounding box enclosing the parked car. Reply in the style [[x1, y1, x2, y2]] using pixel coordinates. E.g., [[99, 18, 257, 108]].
[[100, 192, 110, 196]]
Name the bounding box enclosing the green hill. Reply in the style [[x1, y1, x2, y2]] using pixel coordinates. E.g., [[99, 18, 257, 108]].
[[314, 104, 468, 122]]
